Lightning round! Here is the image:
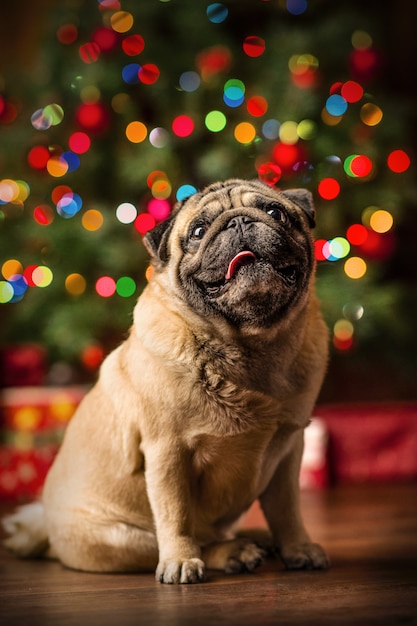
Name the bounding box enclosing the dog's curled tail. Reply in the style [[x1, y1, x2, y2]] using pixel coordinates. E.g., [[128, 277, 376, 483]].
[[2, 501, 49, 558]]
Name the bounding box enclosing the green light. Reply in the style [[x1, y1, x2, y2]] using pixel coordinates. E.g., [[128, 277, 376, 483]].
[[205, 110, 227, 132], [116, 276, 136, 297]]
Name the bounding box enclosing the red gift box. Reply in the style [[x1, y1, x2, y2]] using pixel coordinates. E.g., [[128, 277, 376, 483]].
[[0, 385, 88, 500], [316, 403, 417, 483]]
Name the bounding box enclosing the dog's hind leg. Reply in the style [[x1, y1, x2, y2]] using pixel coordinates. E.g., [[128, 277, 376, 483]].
[[47, 516, 159, 573], [2, 501, 50, 558]]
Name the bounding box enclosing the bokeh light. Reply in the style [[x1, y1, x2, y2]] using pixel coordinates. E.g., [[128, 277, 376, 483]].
[[69, 132, 91, 154], [116, 276, 136, 297], [32, 266, 53, 288], [286, 0, 308, 15], [122, 34, 145, 56], [369, 210, 393, 233], [134, 213, 156, 234], [116, 202, 137, 224], [344, 256, 367, 279], [360, 103, 383, 126], [126, 121, 147, 143], [387, 149, 410, 173], [95, 276, 116, 297], [110, 11, 134, 33], [207, 3, 228, 23], [247, 96, 268, 117], [82, 209, 104, 231], [243, 36, 266, 58], [176, 184, 197, 201], [234, 122, 256, 144], [172, 115, 194, 137], [179, 71, 201, 92], [318, 178, 340, 200], [65, 273, 87, 295], [205, 110, 227, 132], [147, 198, 170, 220]]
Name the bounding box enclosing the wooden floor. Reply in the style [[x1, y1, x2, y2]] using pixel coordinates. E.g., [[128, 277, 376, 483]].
[[1, 483, 416, 625]]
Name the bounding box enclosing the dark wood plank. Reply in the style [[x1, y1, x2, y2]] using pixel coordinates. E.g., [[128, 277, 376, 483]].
[[1, 484, 416, 625]]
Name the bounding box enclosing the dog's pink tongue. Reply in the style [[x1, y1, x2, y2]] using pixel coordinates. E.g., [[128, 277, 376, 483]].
[[226, 251, 256, 280]]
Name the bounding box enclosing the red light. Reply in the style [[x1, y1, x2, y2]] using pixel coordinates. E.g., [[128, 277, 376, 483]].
[[257, 162, 282, 186], [69, 131, 91, 154], [317, 178, 340, 200], [333, 336, 354, 351], [27, 146, 50, 169], [314, 239, 327, 261], [92, 27, 118, 52], [243, 36, 266, 58], [138, 64, 160, 85], [75, 102, 109, 133], [81, 344, 105, 370], [272, 142, 304, 172], [134, 213, 156, 234], [346, 224, 368, 246], [341, 81, 364, 103], [79, 42, 100, 64], [350, 155, 372, 177], [196, 46, 232, 76], [387, 149, 410, 173], [247, 96, 268, 117], [95, 276, 116, 297], [172, 115, 194, 138], [122, 34, 145, 56], [329, 82, 343, 95], [56, 24, 78, 45], [51, 185, 72, 205], [33, 205, 54, 226]]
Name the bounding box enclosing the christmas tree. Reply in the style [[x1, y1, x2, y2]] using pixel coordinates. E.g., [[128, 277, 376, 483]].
[[0, 0, 415, 400]]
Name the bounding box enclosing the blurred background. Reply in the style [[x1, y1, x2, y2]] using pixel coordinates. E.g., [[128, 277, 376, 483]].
[[0, 0, 416, 403]]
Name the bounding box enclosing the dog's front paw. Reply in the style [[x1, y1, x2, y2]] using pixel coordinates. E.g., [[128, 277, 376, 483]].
[[280, 542, 329, 571], [225, 540, 266, 574], [156, 558, 206, 584]]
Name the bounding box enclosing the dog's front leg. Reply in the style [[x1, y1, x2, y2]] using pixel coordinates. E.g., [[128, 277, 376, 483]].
[[259, 431, 329, 571], [144, 441, 205, 584]]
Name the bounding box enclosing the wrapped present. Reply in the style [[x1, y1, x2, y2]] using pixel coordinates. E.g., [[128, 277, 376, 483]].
[[0, 385, 88, 500], [317, 403, 417, 483]]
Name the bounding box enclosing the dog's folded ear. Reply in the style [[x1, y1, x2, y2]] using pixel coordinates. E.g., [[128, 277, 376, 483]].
[[281, 189, 316, 228], [142, 216, 175, 265], [142, 198, 189, 265]]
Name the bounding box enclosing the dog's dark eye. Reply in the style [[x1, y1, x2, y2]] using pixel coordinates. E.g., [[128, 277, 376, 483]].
[[267, 205, 287, 223], [191, 225, 206, 240]]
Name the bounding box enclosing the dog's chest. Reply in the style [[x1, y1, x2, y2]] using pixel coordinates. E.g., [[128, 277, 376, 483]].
[[189, 424, 295, 521]]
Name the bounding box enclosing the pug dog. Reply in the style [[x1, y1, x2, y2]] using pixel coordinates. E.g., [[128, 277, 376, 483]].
[[3, 179, 329, 584]]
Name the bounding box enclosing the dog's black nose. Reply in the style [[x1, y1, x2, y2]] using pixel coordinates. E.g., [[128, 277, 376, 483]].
[[227, 215, 253, 230]]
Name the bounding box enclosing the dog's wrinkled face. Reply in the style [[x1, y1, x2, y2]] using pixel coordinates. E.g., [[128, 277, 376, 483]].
[[144, 179, 316, 328]]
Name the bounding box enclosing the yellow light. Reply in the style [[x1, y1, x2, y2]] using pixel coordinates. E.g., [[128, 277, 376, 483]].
[[234, 122, 256, 144], [2, 259, 23, 279], [369, 209, 393, 233], [110, 11, 134, 33], [46, 156, 69, 177], [321, 108, 342, 126], [360, 103, 383, 126], [81, 209, 104, 231], [65, 273, 86, 295], [279, 120, 299, 145], [334, 319, 354, 341], [152, 180, 172, 199], [344, 257, 367, 279], [126, 121, 147, 143]]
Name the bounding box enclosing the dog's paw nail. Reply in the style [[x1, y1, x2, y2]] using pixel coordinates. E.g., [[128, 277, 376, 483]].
[[156, 558, 206, 584]]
